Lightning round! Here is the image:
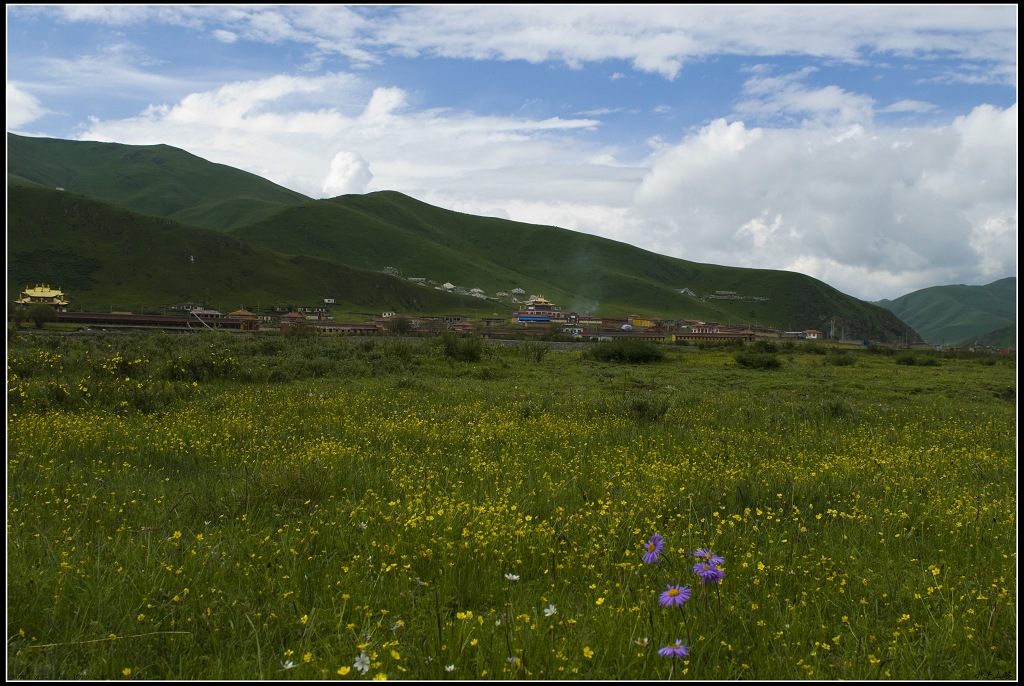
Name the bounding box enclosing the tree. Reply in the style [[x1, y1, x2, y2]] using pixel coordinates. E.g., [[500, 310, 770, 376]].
[[386, 316, 413, 335], [24, 304, 58, 329]]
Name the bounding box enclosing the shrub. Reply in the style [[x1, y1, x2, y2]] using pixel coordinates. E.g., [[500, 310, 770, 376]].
[[440, 333, 483, 362], [257, 337, 287, 355], [522, 340, 551, 363], [696, 338, 744, 351], [733, 351, 782, 369], [583, 339, 664, 363], [825, 353, 856, 367], [802, 341, 827, 355], [750, 339, 779, 353], [896, 353, 939, 366]]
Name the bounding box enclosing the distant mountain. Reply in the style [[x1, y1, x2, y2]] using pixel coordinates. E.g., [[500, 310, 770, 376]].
[[7, 133, 917, 342], [874, 278, 1016, 348]]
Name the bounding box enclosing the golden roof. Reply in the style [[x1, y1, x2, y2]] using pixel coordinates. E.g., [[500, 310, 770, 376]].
[[16, 284, 69, 306], [20, 284, 66, 298]]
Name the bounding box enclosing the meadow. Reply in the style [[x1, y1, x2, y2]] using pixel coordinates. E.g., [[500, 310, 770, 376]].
[[6, 331, 1017, 680]]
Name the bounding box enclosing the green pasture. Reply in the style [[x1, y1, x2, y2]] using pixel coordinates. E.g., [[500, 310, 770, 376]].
[[6, 332, 1017, 680]]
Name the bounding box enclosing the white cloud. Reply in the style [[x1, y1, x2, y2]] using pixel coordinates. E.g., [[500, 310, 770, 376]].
[[212, 29, 238, 44], [735, 68, 877, 127], [361, 87, 407, 121], [359, 5, 1017, 80], [53, 5, 158, 25], [18, 47, 211, 105], [6, 83, 50, 128], [880, 99, 938, 114], [631, 104, 1017, 300], [25, 5, 1016, 79], [322, 150, 373, 196]]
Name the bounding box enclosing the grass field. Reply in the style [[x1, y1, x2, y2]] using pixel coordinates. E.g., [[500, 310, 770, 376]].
[[6, 331, 1017, 680]]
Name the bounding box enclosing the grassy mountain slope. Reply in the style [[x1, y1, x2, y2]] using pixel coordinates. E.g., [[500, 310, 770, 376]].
[[875, 278, 1016, 347], [6, 184, 498, 317], [7, 133, 310, 231], [231, 190, 915, 338], [7, 134, 916, 341]]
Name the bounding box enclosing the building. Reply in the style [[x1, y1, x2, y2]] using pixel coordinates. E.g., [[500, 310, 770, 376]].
[[515, 296, 578, 325], [295, 306, 332, 320], [15, 284, 69, 311], [228, 308, 260, 331], [672, 330, 755, 343], [316, 322, 382, 335], [279, 311, 307, 331]]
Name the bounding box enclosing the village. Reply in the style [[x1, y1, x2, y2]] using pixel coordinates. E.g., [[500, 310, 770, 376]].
[[12, 282, 827, 343]]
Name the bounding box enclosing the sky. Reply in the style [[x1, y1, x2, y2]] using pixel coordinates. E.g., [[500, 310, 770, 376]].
[[6, 4, 1018, 302]]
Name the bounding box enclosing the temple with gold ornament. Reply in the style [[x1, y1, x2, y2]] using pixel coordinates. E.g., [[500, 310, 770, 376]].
[[514, 295, 579, 326], [15, 284, 69, 311]]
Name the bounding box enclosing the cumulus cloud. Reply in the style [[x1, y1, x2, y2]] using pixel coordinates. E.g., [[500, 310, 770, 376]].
[[632, 104, 1017, 300], [322, 150, 373, 196]]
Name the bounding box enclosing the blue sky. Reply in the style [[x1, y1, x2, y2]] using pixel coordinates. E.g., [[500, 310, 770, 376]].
[[6, 4, 1018, 301]]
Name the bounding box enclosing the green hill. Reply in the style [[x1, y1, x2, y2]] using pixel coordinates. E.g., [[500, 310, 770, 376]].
[[7, 133, 918, 341], [7, 133, 310, 231], [232, 189, 913, 335], [874, 278, 1016, 348], [6, 184, 498, 317]]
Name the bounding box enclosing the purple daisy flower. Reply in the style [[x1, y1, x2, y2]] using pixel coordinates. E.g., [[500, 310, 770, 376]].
[[659, 584, 691, 607], [693, 562, 726, 584], [657, 640, 689, 658], [690, 548, 725, 566], [642, 533, 665, 564]]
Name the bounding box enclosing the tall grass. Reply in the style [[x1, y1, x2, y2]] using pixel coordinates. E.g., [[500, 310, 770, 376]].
[[7, 332, 1016, 679]]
